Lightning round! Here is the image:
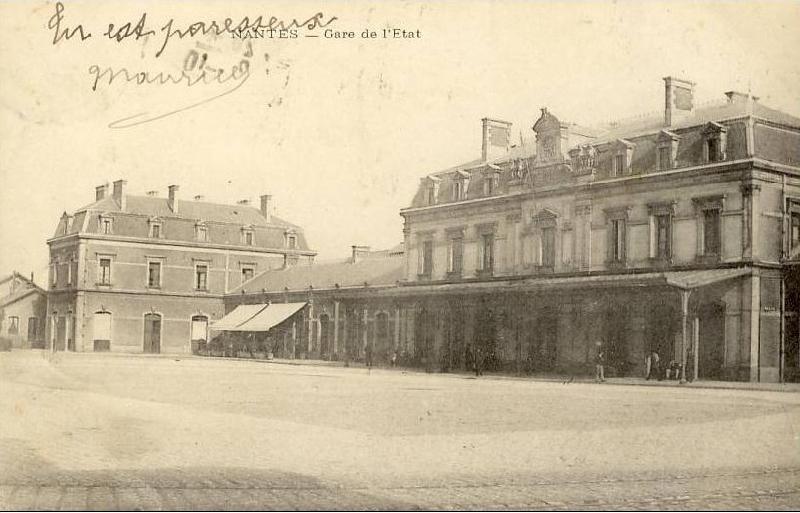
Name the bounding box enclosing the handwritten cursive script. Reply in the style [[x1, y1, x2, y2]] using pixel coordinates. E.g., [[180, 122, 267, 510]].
[[48, 2, 338, 58]]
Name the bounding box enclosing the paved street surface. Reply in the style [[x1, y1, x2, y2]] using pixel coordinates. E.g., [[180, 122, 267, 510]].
[[1, 351, 799, 510]]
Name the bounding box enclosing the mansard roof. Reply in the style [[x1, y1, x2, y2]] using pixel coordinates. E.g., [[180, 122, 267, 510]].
[[74, 195, 299, 229]]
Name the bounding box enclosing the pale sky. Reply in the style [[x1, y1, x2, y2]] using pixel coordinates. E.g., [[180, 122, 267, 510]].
[[1, 0, 799, 285]]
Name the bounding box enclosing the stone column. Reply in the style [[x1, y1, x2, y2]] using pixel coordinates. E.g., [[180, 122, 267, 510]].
[[747, 273, 761, 382], [680, 289, 690, 383], [333, 301, 340, 356], [693, 316, 700, 381], [394, 306, 401, 350]]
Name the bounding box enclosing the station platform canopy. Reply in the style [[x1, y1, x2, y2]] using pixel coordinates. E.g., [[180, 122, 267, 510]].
[[211, 302, 306, 332]]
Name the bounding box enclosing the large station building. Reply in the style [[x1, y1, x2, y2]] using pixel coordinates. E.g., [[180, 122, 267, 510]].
[[47, 76, 800, 383]]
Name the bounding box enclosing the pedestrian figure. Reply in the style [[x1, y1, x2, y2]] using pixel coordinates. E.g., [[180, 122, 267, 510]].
[[365, 343, 373, 369], [474, 346, 484, 377], [390, 350, 397, 368], [646, 350, 661, 381], [594, 341, 606, 382]]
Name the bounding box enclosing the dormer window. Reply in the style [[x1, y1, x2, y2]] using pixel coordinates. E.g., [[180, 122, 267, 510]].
[[241, 227, 255, 246], [702, 122, 727, 163], [148, 217, 163, 239], [285, 230, 298, 249], [656, 130, 680, 171], [610, 139, 634, 177], [99, 215, 113, 235], [195, 222, 208, 242], [483, 168, 500, 196], [424, 176, 441, 206]]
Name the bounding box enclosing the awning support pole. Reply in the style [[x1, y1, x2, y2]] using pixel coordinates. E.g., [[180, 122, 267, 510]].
[[680, 289, 691, 384]]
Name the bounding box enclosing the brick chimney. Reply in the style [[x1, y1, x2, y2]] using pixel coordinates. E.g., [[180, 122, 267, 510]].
[[260, 194, 272, 223], [351, 245, 371, 263], [663, 76, 695, 127], [482, 118, 512, 161], [725, 91, 758, 115], [168, 184, 179, 213], [112, 179, 127, 210], [95, 183, 109, 201]]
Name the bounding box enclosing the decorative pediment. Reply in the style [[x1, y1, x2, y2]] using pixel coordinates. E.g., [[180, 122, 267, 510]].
[[532, 208, 560, 223], [656, 130, 680, 142], [611, 138, 636, 149], [702, 121, 727, 135]]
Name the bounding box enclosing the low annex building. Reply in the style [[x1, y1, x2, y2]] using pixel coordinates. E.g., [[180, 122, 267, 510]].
[[0, 272, 47, 349], [46, 181, 314, 354], [221, 244, 405, 361]]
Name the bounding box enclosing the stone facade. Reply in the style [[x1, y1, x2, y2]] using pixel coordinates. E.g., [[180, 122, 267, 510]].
[[46, 181, 314, 354], [395, 77, 800, 383]]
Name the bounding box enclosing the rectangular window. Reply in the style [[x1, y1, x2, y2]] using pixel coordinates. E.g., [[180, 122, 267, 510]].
[[287, 235, 297, 249], [610, 219, 626, 262], [541, 227, 555, 267], [427, 187, 436, 205], [27, 317, 38, 341], [448, 237, 463, 274], [99, 258, 111, 285], [150, 224, 161, 238], [613, 154, 625, 176], [147, 261, 161, 288], [483, 177, 494, 196], [707, 138, 719, 163], [703, 210, 721, 255], [242, 267, 254, 283], [452, 181, 463, 201], [244, 231, 254, 245], [67, 261, 73, 285], [101, 218, 112, 234], [479, 233, 494, 272], [421, 240, 433, 277], [7, 316, 19, 335], [658, 147, 670, 170], [196, 225, 208, 242], [655, 214, 672, 259], [792, 212, 800, 249], [195, 264, 208, 290], [51, 263, 58, 287]]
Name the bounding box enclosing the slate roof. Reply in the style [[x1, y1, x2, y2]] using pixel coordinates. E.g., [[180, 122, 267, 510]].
[[76, 195, 298, 228], [233, 253, 405, 294], [424, 97, 800, 179]]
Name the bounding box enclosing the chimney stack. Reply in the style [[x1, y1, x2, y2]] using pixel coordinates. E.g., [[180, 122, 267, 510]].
[[260, 194, 272, 223], [663, 76, 695, 127], [725, 91, 758, 114], [481, 118, 512, 161], [95, 183, 109, 201], [112, 179, 127, 210], [168, 185, 179, 213], [237, 199, 250, 206], [146, 190, 158, 197], [351, 245, 371, 264]]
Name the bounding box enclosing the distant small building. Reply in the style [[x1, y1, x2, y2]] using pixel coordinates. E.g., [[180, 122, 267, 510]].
[[0, 272, 47, 349]]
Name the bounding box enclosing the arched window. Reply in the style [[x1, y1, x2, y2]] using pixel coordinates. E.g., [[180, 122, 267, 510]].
[[191, 315, 209, 355], [93, 311, 112, 352]]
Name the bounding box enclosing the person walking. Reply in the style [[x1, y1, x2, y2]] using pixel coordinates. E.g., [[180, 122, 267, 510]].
[[646, 350, 660, 380], [594, 341, 606, 383]]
